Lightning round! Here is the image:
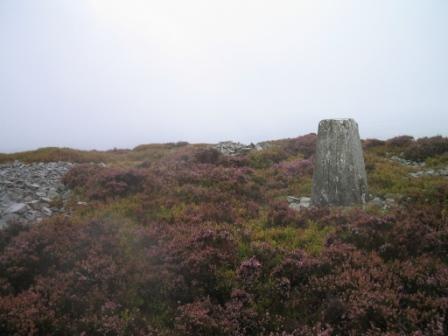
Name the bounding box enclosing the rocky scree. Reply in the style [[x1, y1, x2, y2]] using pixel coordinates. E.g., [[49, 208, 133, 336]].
[[0, 161, 73, 228], [213, 141, 269, 156], [287, 194, 396, 211], [389, 155, 448, 177]]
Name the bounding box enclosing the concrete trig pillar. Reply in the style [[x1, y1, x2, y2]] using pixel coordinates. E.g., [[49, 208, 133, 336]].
[[311, 119, 368, 206]]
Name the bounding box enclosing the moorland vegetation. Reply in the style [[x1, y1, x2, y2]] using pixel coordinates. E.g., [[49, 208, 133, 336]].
[[0, 135, 447, 335]]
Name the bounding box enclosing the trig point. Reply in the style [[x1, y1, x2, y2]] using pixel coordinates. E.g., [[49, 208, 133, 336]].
[[311, 118, 368, 206]]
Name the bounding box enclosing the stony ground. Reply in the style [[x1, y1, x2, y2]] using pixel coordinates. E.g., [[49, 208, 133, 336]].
[[0, 161, 73, 227]]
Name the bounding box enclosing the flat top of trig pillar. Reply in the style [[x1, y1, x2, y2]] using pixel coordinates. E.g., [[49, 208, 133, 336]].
[[319, 118, 357, 124], [318, 118, 359, 129], [320, 118, 354, 122]]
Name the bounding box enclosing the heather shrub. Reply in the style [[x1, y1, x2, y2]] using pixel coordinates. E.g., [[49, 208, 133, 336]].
[[175, 293, 260, 336], [241, 242, 282, 274], [0, 221, 29, 254], [363, 138, 386, 149], [425, 152, 448, 168], [266, 200, 299, 227], [385, 135, 415, 148], [175, 298, 233, 336], [272, 250, 324, 287], [64, 165, 146, 200], [237, 257, 262, 289], [62, 163, 101, 189], [167, 141, 190, 148], [2, 133, 448, 335], [284, 133, 317, 158], [133, 142, 187, 152], [89, 168, 146, 200], [0, 147, 110, 164], [219, 155, 251, 168], [248, 146, 289, 169], [312, 245, 400, 333], [273, 159, 313, 178], [193, 147, 222, 164], [332, 194, 448, 262], [0, 217, 156, 335], [332, 212, 395, 252], [366, 159, 412, 196], [403, 136, 448, 162], [168, 228, 238, 301]]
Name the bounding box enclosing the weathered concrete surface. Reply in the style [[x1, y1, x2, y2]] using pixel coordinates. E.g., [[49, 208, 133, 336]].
[[311, 119, 368, 206]]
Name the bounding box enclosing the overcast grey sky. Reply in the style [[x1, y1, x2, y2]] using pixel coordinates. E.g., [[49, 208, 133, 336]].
[[1, 0, 447, 152]]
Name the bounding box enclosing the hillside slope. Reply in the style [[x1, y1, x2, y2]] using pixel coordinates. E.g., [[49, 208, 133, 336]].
[[0, 135, 447, 335]]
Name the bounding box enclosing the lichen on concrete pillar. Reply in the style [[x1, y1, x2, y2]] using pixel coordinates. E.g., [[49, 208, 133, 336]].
[[311, 118, 368, 206]]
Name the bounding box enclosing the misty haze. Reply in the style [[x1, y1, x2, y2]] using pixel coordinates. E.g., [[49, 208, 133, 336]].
[[0, 1, 447, 335], [1, 0, 447, 152]]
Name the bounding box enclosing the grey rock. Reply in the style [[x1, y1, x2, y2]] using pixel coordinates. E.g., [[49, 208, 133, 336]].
[[409, 166, 448, 178], [42, 207, 52, 216], [311, 119, 368, 206], [299, 197, 311, 208], [24, 195, 33, 202], [40, 203, 50, 209], [288, 196, 312, 211], [25, 182, 40, 190], [27, 200, 41, 210], [287, 196, 301, 203], [6, 202, 28, 214], [390, 156, 420, 166], [370, 197, 385, 207], [47, 189, 59, 199], [24, 210, 39, 221], [214, 141, 266, 156], [289, 203, 302, 211], [385, 198, 395, 205], [214, 142, 251, 156]]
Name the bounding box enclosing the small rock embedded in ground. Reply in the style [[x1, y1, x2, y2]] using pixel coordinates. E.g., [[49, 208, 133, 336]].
[[370, 197, 385, 208], [286, 196, 301, 203], [288, 196, 311, 211], [390, 155, 425, 167], [0, 160, 74, 227], [409, 167, 448, 178], [365, 195, 397, 210]]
